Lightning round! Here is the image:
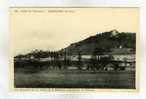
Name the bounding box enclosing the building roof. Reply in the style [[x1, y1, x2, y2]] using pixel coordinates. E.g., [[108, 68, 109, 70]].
[[110, 48, 135, 55]]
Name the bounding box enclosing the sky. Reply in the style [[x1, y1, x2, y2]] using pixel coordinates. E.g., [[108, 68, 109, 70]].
[[10, 7, 139, 55]]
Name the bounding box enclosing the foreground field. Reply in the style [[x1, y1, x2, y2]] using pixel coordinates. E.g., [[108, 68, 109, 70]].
[[14, 68, 135, 89]]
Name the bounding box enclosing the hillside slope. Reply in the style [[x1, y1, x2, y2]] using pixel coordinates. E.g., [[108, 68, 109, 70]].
[[61, 30, 136, 55]]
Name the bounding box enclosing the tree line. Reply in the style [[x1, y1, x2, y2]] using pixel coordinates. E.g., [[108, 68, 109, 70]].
[[14, 48, 128, 71]]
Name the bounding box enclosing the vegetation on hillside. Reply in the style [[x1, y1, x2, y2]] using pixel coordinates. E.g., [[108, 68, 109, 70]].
[[62, 30, 136, 55]]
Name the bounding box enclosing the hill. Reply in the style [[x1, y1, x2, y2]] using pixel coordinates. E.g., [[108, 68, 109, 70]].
[[60, 30, 136, 55]]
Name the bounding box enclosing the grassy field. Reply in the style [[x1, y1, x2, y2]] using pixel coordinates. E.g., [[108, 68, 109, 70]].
[[14, 68, 135, 89]]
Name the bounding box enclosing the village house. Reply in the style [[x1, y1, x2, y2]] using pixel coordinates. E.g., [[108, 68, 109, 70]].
[[109, 48, 135, 71]]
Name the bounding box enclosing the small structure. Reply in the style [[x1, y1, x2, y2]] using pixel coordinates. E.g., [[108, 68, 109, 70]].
[[110, 29, 119, 37]]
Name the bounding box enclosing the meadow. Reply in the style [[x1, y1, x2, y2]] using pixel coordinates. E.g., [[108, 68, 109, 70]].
[[14, 68, 135, 89]]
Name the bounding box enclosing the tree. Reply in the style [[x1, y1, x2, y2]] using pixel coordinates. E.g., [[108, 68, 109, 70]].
[[77, 52, 82, 70], [90, 52, 97, 70], [63, 51, 68, 69]]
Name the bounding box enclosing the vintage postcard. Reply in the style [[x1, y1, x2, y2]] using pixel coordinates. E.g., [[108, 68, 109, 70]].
[[10, 7, 139, 92]]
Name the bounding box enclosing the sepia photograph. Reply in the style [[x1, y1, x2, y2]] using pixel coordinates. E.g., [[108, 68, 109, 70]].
[[10, 7, 139, 91]]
